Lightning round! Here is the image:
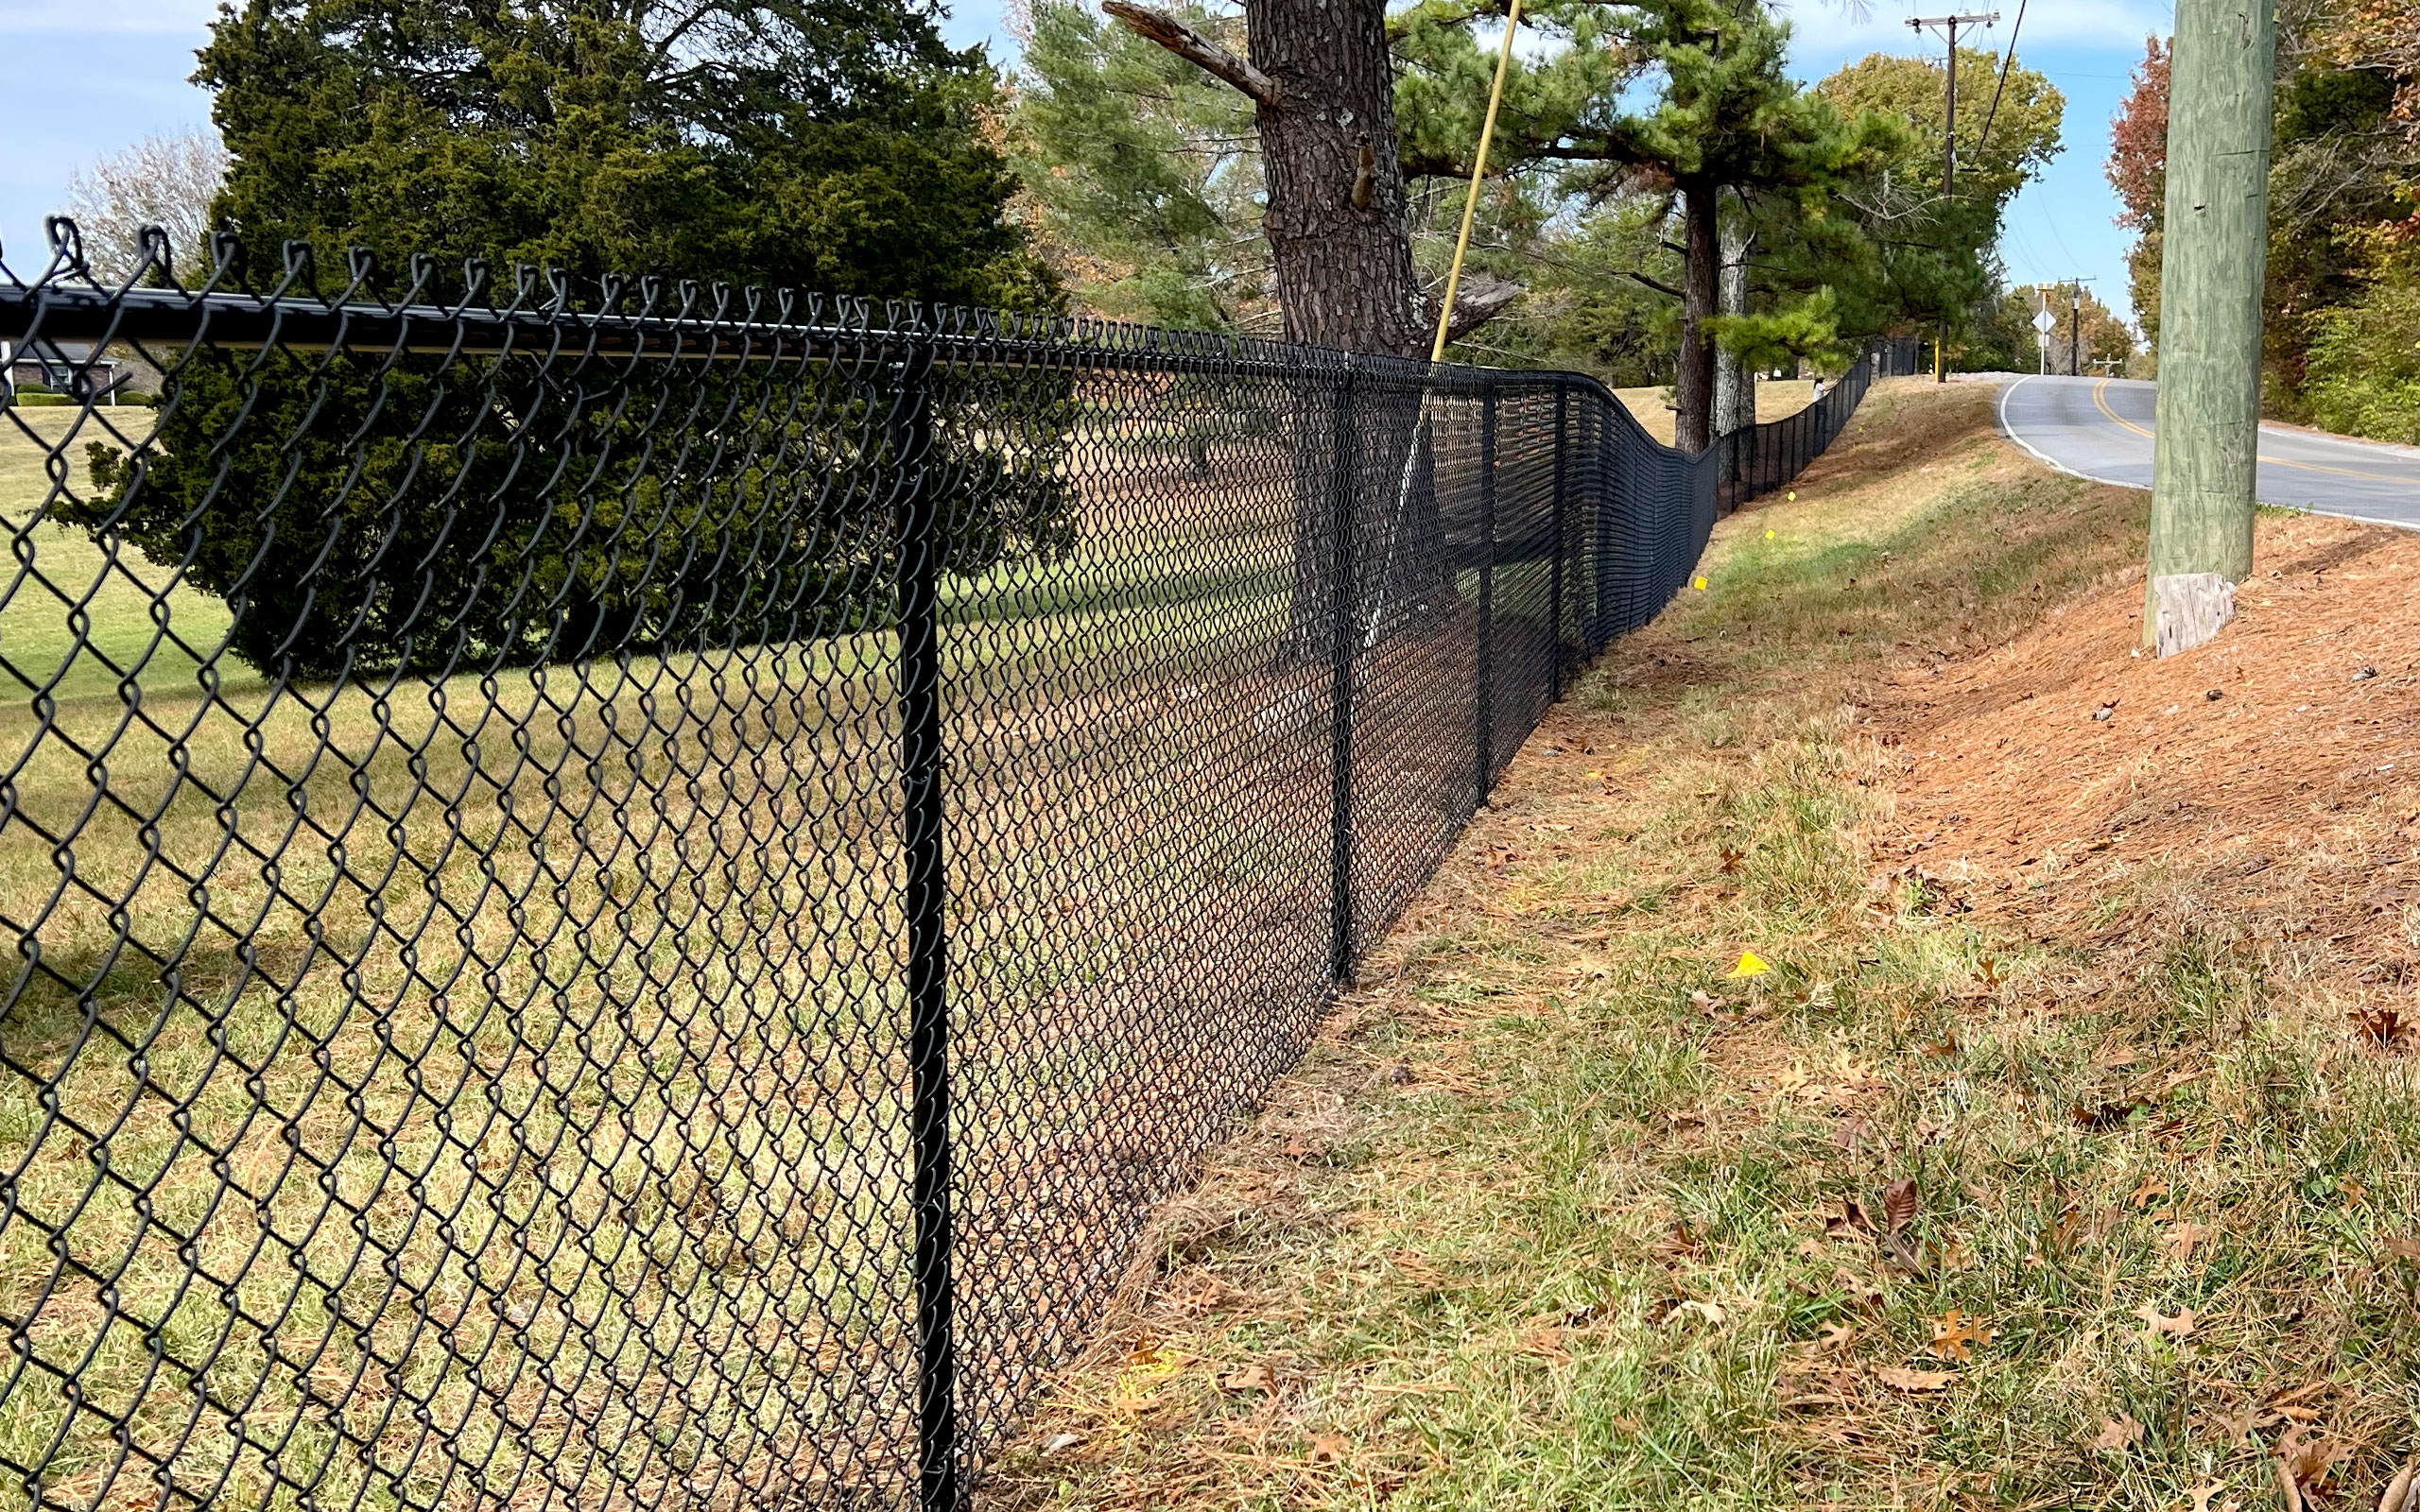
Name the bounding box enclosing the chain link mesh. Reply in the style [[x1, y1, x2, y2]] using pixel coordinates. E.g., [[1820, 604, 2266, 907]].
[[0, 223, 1882, 1510]]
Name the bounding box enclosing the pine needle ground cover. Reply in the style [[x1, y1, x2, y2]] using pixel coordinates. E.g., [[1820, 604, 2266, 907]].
[[994, 379, 2420, 1511]]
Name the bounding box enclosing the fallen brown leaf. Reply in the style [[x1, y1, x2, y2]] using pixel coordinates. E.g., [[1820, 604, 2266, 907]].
[[2350, 1005, 2411, 1050], [2072, 1097, 2141, 1130], [2135, 1300, 2195, 1342], [2093, 1412, 2143, 1452], [2162, 1222, 2213, 1263], [1928, 1308, 1993, 1361], [1873, 1366, 1954, 1392], [2381, 1463, 2419, 1512], [2278, 1426, 2345, 1512], [1219, 1365, 1272, 1394], [1882, 1177, 1918, 1236]]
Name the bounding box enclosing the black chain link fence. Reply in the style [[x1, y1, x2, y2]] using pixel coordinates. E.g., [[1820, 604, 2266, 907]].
[[0, 223, 1886, 1511]]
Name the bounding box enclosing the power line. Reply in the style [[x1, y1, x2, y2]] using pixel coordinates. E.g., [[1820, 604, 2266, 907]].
[[1908, 9, 1999, 380], [1971, 0, 2029, 169]]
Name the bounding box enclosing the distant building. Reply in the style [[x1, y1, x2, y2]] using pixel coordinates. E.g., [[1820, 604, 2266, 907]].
[[1, 338, 161, 404]]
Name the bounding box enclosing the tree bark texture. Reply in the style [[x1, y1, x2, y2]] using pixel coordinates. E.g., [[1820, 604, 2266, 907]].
[[1249, 0, 1426, 358], [1106, 0, 1431, 664], [1714, 215, 1752, 438], [1675, 180, 1719, 455]]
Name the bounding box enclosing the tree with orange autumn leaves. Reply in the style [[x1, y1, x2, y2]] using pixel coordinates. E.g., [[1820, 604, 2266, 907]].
[[2108, 0, 2420, 439]]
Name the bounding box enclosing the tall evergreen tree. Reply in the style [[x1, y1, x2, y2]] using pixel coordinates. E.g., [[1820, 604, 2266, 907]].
[[196, 0, 1053, 306], [68, 0, 1068, 681], [1551, 0, 1892, 451], [1811, 48, 2063, 365]]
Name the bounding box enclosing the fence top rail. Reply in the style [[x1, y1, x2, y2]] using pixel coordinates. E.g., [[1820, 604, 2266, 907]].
[[0, 218, 1610, 404]]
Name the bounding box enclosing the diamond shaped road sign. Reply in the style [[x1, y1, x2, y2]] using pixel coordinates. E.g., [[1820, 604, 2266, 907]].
[[2032, 308, 2057, 334]]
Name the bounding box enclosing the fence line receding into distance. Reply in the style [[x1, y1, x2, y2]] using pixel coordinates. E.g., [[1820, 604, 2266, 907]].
[[0, 222, 1904, 1512]]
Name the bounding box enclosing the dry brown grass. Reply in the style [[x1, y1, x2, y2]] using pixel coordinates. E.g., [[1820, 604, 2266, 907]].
[[1613, 383, 1824, 447], [984, 380, 2420, 1512]]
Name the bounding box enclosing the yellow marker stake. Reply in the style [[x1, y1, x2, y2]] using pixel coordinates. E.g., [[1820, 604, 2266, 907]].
[[1726, 951, 1771, 980], [1692, 575, 1708, 592], [1430, 0, 1525, 364]]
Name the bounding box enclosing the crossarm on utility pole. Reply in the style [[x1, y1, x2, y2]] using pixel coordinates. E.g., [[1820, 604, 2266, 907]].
[[1908, 9, 1999, 382]]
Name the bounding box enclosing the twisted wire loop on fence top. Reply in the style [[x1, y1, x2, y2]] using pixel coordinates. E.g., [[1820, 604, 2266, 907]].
[[0, 219, 1883, 1511]]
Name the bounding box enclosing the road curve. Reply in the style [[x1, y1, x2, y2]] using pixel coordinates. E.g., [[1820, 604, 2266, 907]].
[[1996, 374, 2420, 528]]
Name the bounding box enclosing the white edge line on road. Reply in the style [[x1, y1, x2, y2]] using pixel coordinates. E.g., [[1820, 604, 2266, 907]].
[[1992, 376, 2420, 534], [1993, 375, 2145, 491]]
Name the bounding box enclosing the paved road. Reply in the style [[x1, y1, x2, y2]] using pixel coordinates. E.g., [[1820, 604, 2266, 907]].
[[1996, 374, 2420, 528]]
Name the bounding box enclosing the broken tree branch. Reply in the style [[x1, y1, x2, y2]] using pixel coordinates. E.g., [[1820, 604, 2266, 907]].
[[1426, 275, 1523, 342], [1101, 1, 1283, 107]]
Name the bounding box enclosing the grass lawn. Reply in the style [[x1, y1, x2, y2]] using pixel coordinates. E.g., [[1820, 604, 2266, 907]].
[[991, 378, 2420, 1511], [0, 378, 1578, 1508], [1613, 384, 1820, 449], [0, 404, 242, 705]]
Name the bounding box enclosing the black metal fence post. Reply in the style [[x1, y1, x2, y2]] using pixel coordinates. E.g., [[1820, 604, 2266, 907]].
[[1547, 381, 1570, 699], [891, 340, 959, 1512], [1475, 375, 1497, 803], [1327, 362, 1360, 984], [0, 248, 1922, 1512]]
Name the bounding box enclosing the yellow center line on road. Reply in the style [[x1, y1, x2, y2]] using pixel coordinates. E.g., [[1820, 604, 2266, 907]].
[[2091, 378, 2412, 485]]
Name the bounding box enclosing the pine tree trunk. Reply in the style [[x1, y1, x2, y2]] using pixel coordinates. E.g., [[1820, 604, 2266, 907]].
[[1250, 0, 1425, 357], [1714, 216, 1752, 438], [1252, 0, 1427, 660], [1104, 0, 1430, 665], [1676, 179, 1719, 454]]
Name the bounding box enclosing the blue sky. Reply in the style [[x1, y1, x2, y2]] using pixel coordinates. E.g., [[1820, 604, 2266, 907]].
[[3, 0, 2165, 321]]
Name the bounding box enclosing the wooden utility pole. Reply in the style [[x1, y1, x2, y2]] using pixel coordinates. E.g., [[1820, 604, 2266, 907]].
[[2063, 276, 2094, 376], [1909, 10, 1997, 382], [2144, 0, 2275, 655]]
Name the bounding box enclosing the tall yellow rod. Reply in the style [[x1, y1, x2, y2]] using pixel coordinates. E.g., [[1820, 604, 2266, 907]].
[[1429, 0, 1525, 364]]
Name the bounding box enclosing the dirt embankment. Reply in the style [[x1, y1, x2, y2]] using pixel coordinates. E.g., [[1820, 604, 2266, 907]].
[[989, 382, 2420, 1512], [1876, 512, 2420, 979]]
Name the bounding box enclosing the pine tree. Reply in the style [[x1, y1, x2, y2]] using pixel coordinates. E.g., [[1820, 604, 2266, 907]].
[[1551, 0, 1892, 451]]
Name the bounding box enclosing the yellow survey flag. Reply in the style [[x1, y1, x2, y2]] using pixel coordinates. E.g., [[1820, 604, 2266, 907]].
[[1692, 575, 1708, 591], [1726, 951, 1771, 980]]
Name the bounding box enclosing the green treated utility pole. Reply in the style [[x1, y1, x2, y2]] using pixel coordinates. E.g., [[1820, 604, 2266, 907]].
[[2144, 0, 2275, 655]]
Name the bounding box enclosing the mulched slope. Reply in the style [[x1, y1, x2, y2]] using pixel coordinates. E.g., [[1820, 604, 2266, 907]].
[[1874, 512, 2420, 972]]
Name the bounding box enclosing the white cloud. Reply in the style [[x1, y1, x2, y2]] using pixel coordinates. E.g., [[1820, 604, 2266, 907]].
[[0, 0, 217, 35], [1774, 0, 2172, 62]]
